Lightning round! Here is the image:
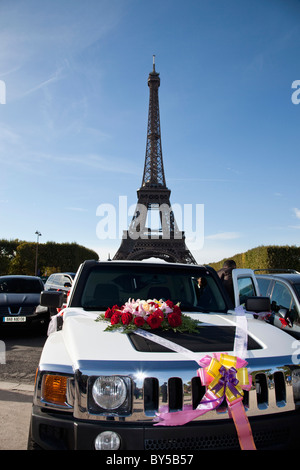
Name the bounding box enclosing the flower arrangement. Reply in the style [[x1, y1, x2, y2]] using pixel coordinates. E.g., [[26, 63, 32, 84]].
[[96, 298, 199, 334]]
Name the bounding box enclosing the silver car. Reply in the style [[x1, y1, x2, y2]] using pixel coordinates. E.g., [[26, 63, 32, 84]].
[[255, 270, 300, 338]]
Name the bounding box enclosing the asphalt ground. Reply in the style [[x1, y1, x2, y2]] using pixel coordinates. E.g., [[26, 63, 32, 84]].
[[0, 381, 34, 450], [0, 330, 45, 450]]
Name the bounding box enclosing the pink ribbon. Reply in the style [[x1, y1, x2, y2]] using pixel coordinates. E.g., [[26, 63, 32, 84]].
[[154, 353, 256, 450], [134, 321, 256, 450]]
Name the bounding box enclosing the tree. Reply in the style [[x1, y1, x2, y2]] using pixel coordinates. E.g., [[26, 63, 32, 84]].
[[5, 240, 99, 276], [0, 239, 21, 275]]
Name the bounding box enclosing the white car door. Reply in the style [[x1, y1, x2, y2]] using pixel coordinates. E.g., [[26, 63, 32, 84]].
[[232, 269, 260, 308]]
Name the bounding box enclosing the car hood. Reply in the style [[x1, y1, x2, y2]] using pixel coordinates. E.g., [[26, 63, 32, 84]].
[[0, 293, 41, 306], [45, 307, 297, 371]]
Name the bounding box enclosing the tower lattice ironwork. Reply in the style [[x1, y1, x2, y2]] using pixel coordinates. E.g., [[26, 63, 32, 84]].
[[113, 58, 197, 264]]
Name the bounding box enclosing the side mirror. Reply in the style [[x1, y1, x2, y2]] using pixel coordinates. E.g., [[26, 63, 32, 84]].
[[245, 296, 270, 313], [40, 291, 64, 309], [278, 308, 288, 318]]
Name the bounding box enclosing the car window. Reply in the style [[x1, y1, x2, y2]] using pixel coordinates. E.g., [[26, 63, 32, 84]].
[[271, 282, 292, 311], [0, 277, 43, 293], [50, 274, 63, 286], [293, 284, 300, 301], [49, 275, 55, 282], [290, 299, 299, 325], [256, 277, 272, 297], [237, 277, 256, 304], [62, 275, 72, 286], [56, 275, 64, 285], [79, 265, 227, 313], [45, 275, 52, 284]]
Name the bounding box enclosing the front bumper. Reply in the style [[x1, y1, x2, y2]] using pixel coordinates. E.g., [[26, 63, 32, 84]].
[[29, 405, 300, 450]]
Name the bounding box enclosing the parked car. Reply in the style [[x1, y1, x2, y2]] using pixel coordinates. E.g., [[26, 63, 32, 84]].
[[44, 272, 75, 298], [255, 270, 300, 338], [28, 261, 300, 450], [0, 275, 47, 331]]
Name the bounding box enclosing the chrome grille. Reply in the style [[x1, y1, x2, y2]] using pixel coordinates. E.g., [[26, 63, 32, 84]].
[[142, 370, 294, 417], [74, 360, 298, 422]]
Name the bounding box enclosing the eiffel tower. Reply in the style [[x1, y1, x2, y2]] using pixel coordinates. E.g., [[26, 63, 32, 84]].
[[114, 57, 197, 264]]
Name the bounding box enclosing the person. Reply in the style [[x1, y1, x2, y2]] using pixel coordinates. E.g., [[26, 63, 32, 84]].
[[194, 276, 213, 309], [217, 259, 236, 303]]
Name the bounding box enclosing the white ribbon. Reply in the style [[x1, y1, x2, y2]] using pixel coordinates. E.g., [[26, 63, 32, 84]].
[[134, 307, 249, 362], [233, 306, 249, 359], [133, 328, 202, 364]]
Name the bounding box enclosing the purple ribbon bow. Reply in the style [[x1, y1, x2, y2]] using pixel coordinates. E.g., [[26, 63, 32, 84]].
[[211, 365, 242, 399]]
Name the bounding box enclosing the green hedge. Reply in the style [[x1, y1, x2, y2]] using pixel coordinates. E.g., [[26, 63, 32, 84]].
[[0, 239, 99, 276], [209, 245, 300, 272]]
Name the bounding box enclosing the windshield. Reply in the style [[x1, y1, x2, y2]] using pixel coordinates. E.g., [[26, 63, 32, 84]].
[[0, 277, 43, 294], [80, 265, 227, 313]]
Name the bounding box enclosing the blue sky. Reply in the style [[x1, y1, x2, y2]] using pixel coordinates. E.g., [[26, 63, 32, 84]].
[[0, 0, 300, 264]]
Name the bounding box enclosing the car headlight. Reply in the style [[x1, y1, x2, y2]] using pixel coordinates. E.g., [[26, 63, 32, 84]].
[[41, 374, 71, 408], [92, 376, 127, 410], [95, 431, 121, 450]]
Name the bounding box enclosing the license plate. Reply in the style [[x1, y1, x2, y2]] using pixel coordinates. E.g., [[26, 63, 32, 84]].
[[3, 317, 26, 323]]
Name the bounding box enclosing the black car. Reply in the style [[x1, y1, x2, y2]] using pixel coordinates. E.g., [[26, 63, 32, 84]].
[[255, 270, 300, 338], [0, 275, 48, 331]]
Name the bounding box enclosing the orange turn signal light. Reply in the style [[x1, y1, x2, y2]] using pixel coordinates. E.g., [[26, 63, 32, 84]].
[[42, 374, 68, 406]]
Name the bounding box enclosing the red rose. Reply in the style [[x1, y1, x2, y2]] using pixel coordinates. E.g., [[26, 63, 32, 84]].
[[172, 305, 182, 316], [167, 312, 182, 328], [165, 300, 174, 308], [110, 313, 120, 325], [134, 316, 145, 327], [153, 308, 164, 320], [147, 313, 163, 329], [121, 312, 133, 325], [105, 308, 113, 318], [112, 305, 121, 313]]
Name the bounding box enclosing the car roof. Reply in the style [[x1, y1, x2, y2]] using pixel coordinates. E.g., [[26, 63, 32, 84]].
[[256, 273, 300, 284], [50, 272, 75, 276], [0, 275, 41, 280]]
